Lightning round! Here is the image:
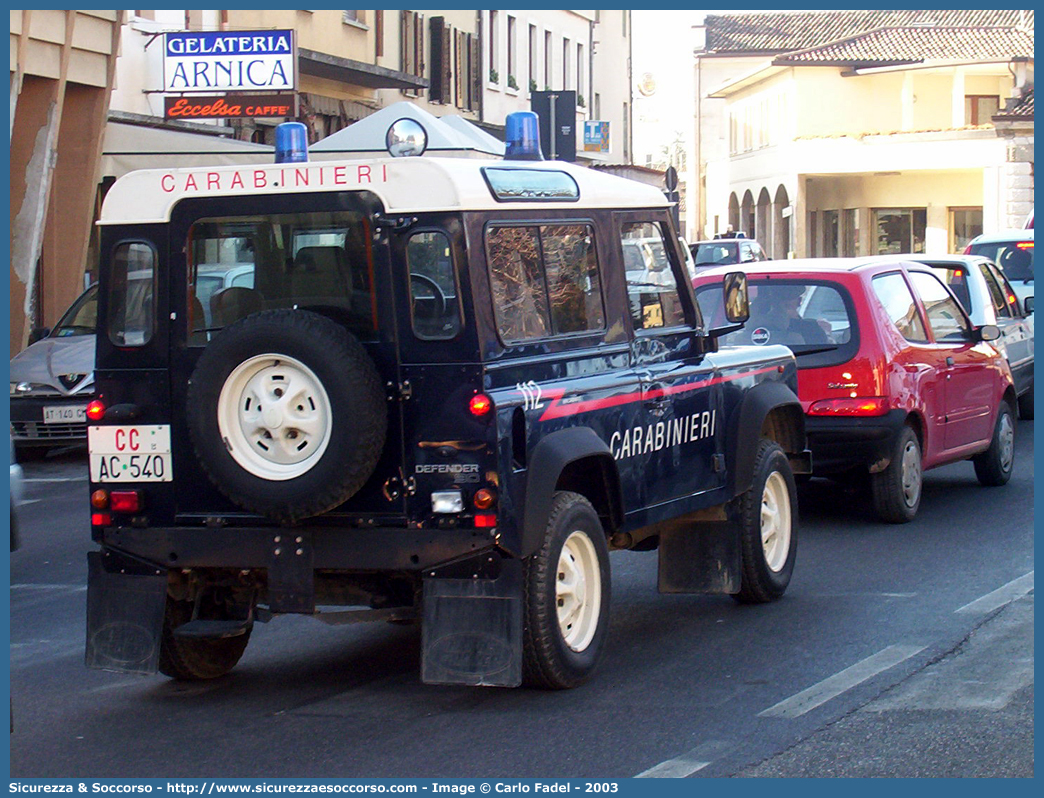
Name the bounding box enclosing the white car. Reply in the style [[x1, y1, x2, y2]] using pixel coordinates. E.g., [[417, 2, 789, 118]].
[[901, 254, 1034, 419]]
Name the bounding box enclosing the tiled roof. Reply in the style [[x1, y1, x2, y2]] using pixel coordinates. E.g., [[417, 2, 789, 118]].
[[994, 88, 1034, 120], [774, 25, 1035, 66], [703, 10, 1033, 54]]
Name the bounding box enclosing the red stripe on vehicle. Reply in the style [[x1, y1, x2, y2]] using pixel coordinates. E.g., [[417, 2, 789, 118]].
[[537, 365, 782, 421]]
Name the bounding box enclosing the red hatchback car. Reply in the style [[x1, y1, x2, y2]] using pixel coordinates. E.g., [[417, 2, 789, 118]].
[[694, 258, 1017, 523]]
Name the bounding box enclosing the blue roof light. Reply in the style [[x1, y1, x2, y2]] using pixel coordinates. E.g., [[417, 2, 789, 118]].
[[275, 122, 308, 163], [504, 111, 544, 161]]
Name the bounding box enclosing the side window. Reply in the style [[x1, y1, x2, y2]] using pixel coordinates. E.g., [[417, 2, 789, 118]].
[[623, 222, 685, 331], [980, 263, 1014, 318], [107, 242, 156, 347], [908, 271, 973, 342], [486, 223, 604, 343], [871, 272, 929, 343], [487, 226, 551, 341], [539, 224, 605, 334], [407, 231, 462, 340]]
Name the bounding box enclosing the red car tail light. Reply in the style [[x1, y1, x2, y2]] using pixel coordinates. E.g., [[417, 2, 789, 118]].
[[110, 490, 143, 513], [86, 400, 106, 421], [91, 512, 112, 527], [808, 397, 889, 416], [474, 513, 497, 528]]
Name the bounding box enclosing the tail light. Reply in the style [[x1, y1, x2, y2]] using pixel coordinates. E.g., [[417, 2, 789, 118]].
[[468, 393, 492, 417], [473, 488, 496, 510], [474, 513, 497, 528], [962, 243, 972, 255], [90, 489, 109, 509], [808, 397, 889, 416], [110, 490, 143, 513], [86, 400, 106, 421], [91, 512, 111, 527]]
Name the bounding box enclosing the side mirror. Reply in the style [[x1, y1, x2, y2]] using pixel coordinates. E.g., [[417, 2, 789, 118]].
[[977, 324, 1001, 342], [722, 271, 750, 323], [1023, 296, 1034, 314], [27, 327, 50, 345]]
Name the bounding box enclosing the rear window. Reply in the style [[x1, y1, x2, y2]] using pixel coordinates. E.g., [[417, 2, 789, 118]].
[[693, 242, 738, 267], [186, 211, 375, 345], [695, 279, 858, 368], [968, 240, 1034, 282]]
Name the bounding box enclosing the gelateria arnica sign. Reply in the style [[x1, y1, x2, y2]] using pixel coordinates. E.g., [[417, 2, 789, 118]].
[[163, 30, 296, 93]]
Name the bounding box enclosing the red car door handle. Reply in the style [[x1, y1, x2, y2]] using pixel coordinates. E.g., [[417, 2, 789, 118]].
[[946, 356, 955, 366]]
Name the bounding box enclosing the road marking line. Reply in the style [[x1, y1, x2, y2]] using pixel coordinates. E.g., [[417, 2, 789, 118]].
[[955, 571, 1034, 615], [758, 644, 927, 719], [635, 740, 733, 778], [22, 477, 85, 483], [10, 583, 86, 591]]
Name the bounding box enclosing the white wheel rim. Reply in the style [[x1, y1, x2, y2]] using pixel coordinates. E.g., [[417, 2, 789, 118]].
[[217, 353, 333, 481], [760, 471, 792, 573], [556, 531, 602, 653], [998, 411, 1014, 473], [900, 438, 922, 508]]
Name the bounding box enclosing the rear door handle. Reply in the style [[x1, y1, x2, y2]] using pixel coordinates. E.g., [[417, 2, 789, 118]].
[[946, 356, 955, 366]]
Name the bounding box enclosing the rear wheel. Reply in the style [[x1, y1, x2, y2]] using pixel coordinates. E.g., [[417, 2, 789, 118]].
[[973, 401, 1015, 486], [522, 492, 611, 689], [158, 596, 251, 681], [871, 425, 922, 523], [733, 439, 798, 604]]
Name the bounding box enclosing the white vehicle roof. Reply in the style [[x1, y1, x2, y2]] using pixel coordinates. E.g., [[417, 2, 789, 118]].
[[98, 156, 668, 226]]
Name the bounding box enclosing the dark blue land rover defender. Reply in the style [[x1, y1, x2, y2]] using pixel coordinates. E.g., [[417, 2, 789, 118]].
[[85, 115, 809, 688]]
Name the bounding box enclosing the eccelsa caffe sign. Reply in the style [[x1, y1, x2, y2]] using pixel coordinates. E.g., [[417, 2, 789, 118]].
[[163, 30, 296, 93]]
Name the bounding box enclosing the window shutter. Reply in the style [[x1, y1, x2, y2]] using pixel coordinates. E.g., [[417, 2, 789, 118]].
[[470, 36, 481, 112], [429, 17, 445, 103], [442, 25, 452, 104]]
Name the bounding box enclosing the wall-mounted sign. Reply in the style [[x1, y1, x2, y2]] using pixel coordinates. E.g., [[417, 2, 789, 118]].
[[583, 121, 610, 153], [163, 30, 296, 93], [164, 94, 296, 120]]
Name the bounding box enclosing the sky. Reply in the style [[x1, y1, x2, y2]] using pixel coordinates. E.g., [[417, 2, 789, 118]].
[[630, 10, 711, 169]]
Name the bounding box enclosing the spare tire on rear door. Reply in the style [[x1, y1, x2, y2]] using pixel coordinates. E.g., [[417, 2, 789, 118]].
[[186, 309, 387, 522]]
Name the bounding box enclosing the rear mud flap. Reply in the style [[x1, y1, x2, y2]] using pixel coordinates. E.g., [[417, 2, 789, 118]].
[[421, 558, 523, 687], [85, 550, 167, 674], [658, 519, 740, 594]]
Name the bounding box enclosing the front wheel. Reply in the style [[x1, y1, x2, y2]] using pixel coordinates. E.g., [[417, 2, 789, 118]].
[[870, 425, 922, 523], [733, 439, 798, 604], [522, 492, 611, 689], [973, 401, 1015, 486]]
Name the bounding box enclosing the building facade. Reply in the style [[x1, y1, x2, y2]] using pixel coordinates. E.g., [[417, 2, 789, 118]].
[[693, 10, 1034, 259], [9, 10, 123, 355], [10, 9, 634, 355]]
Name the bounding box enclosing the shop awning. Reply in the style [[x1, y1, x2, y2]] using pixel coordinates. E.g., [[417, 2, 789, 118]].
[[100, 120, 274, 178]]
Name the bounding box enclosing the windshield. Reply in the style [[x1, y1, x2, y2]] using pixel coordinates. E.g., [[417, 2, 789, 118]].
[[968, 240, 1034, 282], [51, 285, 98, 338]]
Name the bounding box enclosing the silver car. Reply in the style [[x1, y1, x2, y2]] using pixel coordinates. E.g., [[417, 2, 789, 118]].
[[895, 254, 1034, 420], [9, 284, 97, 453]]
